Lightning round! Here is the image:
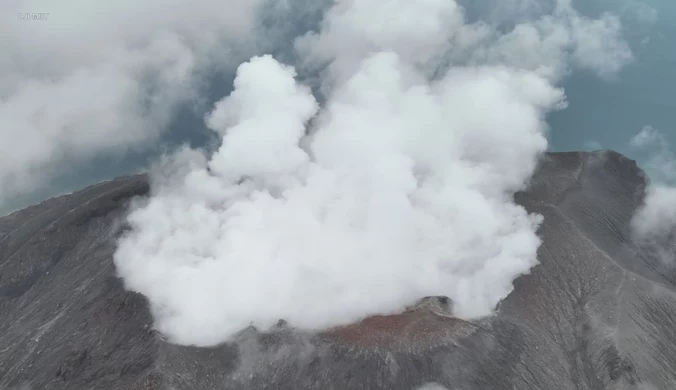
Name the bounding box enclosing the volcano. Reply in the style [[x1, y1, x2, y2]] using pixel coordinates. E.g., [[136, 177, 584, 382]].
[[1, 151, 675, 390]]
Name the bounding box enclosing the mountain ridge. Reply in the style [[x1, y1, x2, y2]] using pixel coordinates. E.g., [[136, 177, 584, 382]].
[[1, 150, 675, 390]]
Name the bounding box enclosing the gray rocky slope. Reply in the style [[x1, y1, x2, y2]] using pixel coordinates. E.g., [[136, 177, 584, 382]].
[[1, 151, 676, 389]]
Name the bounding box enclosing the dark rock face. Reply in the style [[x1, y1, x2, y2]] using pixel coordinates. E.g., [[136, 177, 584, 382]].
[[0, 176, 155, 390], [1, 151, 675, 389]]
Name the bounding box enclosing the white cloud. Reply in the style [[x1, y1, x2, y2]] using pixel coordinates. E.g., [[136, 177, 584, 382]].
[[474, 4, 632, 81], [0, 0, 634, 208], [294, 0, 479, 84], [630, 126, 676, 264], [632, 185, 676, 266], [568, 12, 632, 76], [113, 0, 632, 347], [619, 0, 658, 25], [633, 186, 676, 240], [0, 0, 264, 202], [631, 125, 664, 148], [295, 0, 631, 90], [630, 126, 676, 182]]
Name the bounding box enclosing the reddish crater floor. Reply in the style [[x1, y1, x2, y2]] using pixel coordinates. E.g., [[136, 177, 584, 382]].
[[323, 297, 475, 349]]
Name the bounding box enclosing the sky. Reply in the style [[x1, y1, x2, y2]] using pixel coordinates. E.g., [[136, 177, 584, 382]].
[[1, 0, 674, 347]]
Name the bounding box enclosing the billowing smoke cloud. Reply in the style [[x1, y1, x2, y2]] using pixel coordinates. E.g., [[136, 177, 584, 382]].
[[630, 126, 676, 183], [0, 0, 632, 212], [116, 53, 562, 346], [630, 126, 676, 264], [113, 0, 633, 347], [296, 0, 632, 89], [0, 0, 265, 204]]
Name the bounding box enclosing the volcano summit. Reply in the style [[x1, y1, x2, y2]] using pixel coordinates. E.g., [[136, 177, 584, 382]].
[[1, 150, 675, 389]]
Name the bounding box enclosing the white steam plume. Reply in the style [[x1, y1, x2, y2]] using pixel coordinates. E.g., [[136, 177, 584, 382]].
[[0, 0, 264, 204], [417, 383, 451, 390], [295, 0, 632, 89], [630, 126, 676, 264], [630, 126, 676, 183], [114, 0, 632, 346]]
